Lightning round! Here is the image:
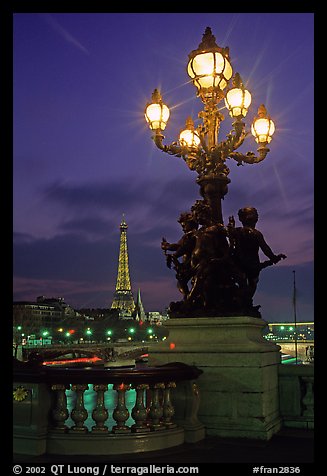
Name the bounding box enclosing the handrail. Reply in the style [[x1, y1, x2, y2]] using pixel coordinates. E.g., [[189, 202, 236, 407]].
[[13, 359, 202, 384]]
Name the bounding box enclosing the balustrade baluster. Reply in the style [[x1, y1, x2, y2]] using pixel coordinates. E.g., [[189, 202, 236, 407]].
[[51, 384, 70, 432], [71, 384, 89, 432], [148, 382, 165, 430], [302, 376, 314, 417], [131, 384, 150, 432], [112, 383, 131, 433], [92, 384, 109, 432], [162, 381, 177, 428]]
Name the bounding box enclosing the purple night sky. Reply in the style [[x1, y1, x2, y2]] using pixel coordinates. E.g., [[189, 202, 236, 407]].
[[13, 13, 314, 322]]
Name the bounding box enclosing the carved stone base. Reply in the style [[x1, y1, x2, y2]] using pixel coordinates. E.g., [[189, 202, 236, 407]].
[[46, 428, 185, 455], [148, 316, 282, 441]]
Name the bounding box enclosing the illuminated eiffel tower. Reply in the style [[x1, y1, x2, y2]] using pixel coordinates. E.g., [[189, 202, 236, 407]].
[[111, 215, 135, 314]]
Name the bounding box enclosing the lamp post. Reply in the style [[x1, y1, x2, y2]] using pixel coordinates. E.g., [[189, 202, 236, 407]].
[[145, 27, 283, 318], [145, 27, 275, 225]]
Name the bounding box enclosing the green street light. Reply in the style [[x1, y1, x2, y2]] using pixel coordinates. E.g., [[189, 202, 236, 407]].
[[128, 328, 135, 334], [106, 330, 112, 336], [147, 328, 153, 334]]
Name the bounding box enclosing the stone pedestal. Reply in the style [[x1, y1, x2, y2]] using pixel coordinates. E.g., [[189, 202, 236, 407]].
[[148, 316, 282, 441], [13, 382, 52, 455]]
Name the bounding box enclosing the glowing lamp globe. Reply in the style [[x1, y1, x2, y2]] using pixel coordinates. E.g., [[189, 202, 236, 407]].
[[225, 73, 251, 118], [179, 117, 201, 147], [187, 27, 232, 98], [251, 104, 275, 144], [145, 89, 170, 131]]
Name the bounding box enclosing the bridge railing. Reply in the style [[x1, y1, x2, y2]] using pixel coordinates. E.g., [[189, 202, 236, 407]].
[[13, 361, 205, 456], [278, 363, 314, 430]]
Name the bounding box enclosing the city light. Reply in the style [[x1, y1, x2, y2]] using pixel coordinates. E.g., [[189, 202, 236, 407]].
[[43, 356, 101, 366]]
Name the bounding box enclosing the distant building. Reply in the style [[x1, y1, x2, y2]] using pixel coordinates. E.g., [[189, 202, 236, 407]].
[[13, 216, 171, 342], [147, 311, 168, 325], [134, 289, 146, 321], [13, 296, 80, 340], [111, 216, 136, 315], [264, 321, 314, 341]]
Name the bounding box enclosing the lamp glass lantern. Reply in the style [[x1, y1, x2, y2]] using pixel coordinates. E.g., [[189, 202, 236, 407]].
[[187, 27, 233, 98], [179, 117, 201, 147], [251, 104, 275, 143], [224, 73, 252, 118], [145, 89, 170, 131]]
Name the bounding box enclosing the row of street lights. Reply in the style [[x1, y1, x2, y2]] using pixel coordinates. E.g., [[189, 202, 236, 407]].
[[13, 325, 157, 344]]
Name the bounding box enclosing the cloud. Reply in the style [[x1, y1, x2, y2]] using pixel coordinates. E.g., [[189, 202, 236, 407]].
[[24, 160, 312, 268], [13, 276, 115, 309], [40, 175, 198, 237]]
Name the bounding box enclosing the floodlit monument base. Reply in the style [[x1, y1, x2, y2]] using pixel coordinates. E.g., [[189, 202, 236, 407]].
[[148, 316, 282, 441]]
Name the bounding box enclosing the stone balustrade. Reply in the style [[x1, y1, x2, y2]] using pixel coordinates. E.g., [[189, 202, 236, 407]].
[[13, 345, 314, 458], [278, 363, 314, 430], [50, 381, 177, 434], [13, 361, 204, 456]]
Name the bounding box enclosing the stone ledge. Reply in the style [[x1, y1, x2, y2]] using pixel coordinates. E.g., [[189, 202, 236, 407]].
[[46, 427, 185, 455]]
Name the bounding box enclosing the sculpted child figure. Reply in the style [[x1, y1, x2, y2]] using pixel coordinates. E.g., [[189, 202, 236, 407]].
[[228, 206, 286, 309]]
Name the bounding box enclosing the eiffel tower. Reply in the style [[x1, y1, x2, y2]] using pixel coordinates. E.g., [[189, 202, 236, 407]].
[[111, 215, 135, 314]]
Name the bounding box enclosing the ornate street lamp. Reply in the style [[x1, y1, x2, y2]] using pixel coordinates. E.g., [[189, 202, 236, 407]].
[[144, 27, 275, 224], [145, 27, 284, 318], [145, 88, 170, 131]]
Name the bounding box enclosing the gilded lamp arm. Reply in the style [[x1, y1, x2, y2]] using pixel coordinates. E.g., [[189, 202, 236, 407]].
[[152, 129, 199, 160], [152, 131, 183, 156], [228, 104, 275, 165], [229, 144, 270, 166], [207, 118, 247, 164], [152, 129, 207, 174], [221, 120, 247, 156]]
